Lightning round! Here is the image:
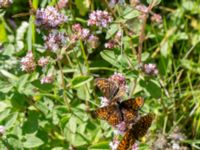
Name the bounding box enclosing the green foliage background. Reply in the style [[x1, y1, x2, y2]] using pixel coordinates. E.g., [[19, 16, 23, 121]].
[[0, 0, 200, 149]]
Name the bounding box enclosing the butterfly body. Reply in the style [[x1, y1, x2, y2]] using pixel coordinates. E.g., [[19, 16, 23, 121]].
[[91, 97, 144, 126]]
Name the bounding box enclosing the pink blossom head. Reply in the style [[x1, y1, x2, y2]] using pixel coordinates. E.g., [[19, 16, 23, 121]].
[[20, 51, 36, 72], [109, 72, 126, 87], [40, 74, 54, 84], [109, 138, 120, 150], [143, 63, 158, 76]]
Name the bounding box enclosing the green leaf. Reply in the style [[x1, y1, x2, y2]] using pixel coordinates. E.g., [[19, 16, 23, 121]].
[[10, 92, 26, 110], [141, 52, 150, 61], [182, 1, 194, 11], [22, 111, 39, 134], [71, 76, 93, 88], [31, 80, 54, 91], [123, 9, 140, 19], [7, 136, 23, 150], [4, 112, 18, 129], [0, 80, 13, 93], [89, 141, 110, 149], [15, 74, 29, 92], [75, 0, 90, 16], [23, 134, 44, 148], [68, 117, 77, 134], [100, 50, 120, 67], [106, 24, 119, 39], [147, 0, 161, 5], [0, 21, 7, 42], [0, 69, 18, 80], [139, 79, 161, 98], [0, 108, 10, 121], [160, 41, 169, 57], [181, 59, 200, 74]]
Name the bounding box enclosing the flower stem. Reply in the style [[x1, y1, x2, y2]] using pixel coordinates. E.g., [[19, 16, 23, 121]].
[[57, 56, 71, 112], [137, 0, 156, 65]]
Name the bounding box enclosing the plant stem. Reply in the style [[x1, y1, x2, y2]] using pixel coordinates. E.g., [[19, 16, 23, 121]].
[[137, 1, 156, 65], [79, 40, 90, 74], [57, 57, 71, 112]]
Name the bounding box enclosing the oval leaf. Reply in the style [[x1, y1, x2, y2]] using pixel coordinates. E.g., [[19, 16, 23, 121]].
[[71, 76, 93, 88]]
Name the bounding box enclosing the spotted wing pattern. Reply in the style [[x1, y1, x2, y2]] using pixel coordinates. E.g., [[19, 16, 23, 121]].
[[117, 130, 134, 150], [120, 97, 144, 110], [95, 78, 119, 100], [91, 97, 144, 126], [91, 104, 123, 126], [117, 113, 155, 150], [120, 97, 144, 123]]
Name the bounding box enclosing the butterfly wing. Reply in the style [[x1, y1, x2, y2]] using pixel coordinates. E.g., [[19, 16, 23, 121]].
[[117, 113, 155, 150], [117, 129, 135, 150], [95, 78, 119, 100], [131, 113, 155, 139], [91, 104, 123, 126], [119, 97, 144, 123], [121, 108, 139, 124], [120, 97, 144, 110]]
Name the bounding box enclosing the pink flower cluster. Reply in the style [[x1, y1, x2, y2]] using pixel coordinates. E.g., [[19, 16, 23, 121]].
[[20, 52, 53, 84], [135, 4, 148, 13], [35, 6, 67, 28], [151, 13, 162, 23], [143, 63, 158, 75], [71, 24, 90, 40], [41, 74, 54, 84], [38, 57, 49, 67], [56, 0, 68, 9], [70, 24, 99, 48], [44, 30, 68, 52], [88, 10, 113, 28], [20, 51, 36, 72]]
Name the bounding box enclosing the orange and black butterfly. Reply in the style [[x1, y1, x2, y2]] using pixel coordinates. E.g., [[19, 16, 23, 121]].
[[95, 78, 126, 103], [91, 97, 144, 126], [117, 113, 155, 150]]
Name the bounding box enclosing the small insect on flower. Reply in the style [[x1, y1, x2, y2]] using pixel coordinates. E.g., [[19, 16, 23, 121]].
[[20, 51, 36, 73]]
